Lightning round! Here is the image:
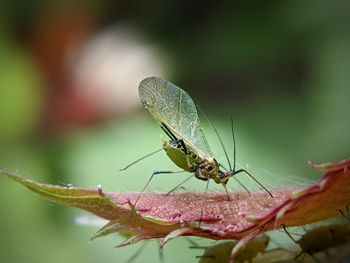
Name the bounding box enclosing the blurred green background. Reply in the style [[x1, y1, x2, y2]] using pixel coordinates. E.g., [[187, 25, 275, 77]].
[[1, 1, 349, 262]]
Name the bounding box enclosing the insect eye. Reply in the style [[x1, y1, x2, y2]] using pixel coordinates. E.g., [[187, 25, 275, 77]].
[[172, 142, 180, 148]]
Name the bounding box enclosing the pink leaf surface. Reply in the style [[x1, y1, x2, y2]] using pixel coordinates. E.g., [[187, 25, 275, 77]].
[[1, 158, 349, 260]]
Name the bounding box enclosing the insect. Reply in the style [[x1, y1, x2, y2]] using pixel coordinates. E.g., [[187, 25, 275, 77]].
[[189, 235, 270, 263], [283, 223, 350, 259], [336, 204, 350, 223], [121, 76, 273, 206]]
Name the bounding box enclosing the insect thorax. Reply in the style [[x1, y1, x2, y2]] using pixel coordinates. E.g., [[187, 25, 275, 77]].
[[163, 141, 225, 184], [299, 224, 350, 253], [195, 158, 224, 184]]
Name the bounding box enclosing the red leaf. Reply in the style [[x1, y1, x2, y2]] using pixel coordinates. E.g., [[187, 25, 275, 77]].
[[2, 158, 349, 261]]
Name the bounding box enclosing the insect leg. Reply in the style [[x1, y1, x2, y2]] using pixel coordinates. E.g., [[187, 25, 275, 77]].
[[346, 204, 350, 222], [282, 224, 309, 260], [231, 177, 251, 195], [165, 173, 194, 195], [336, 204, 350, 222], [124, 242, 148, 263], [219, 166, 251, 196], [230, 169, 274, 198], [120, 148, 164, 171], [186, 238, 207, 249], [134, 170, 186, 207], [282, 224, 299, 244], [157, 239, 164, 263], [198, 173, 212, 225], [221, 183, 230, 201]]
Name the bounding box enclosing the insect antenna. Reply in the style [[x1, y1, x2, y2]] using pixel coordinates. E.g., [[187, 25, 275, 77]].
[[119, 148, 163, 171], [198, 108, 232, 171], [282, 224, 299, 244], [229, 118, 274, 198], [230, 117, 236, 172]]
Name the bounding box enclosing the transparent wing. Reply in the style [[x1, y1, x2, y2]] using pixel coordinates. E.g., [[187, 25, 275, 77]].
[[139, 76, 213, 159]]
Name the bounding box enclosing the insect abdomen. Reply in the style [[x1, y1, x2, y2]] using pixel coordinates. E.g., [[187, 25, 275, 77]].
[[164, 142, 199, 172]]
